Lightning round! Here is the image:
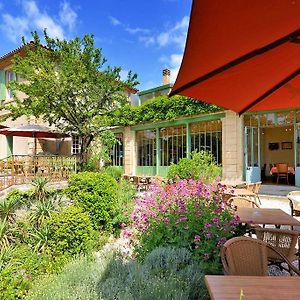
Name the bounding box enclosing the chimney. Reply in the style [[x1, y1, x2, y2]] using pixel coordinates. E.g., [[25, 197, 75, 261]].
[[162, 68, 170, 85]]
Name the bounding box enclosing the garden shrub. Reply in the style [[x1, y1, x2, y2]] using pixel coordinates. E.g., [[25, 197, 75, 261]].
[[103, 166, 123, 182], [0, 245, 63, 299], [97, 246, 208, 300], [113, 179, 136, 227], [46, 205, 94, 256], [131, 180, 240, 273], [27, 255, 108, 300], [66, 172, 119, 231], [167, 151, 221, 183]]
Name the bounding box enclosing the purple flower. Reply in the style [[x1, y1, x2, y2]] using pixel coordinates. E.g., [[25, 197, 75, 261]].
[[194, 235, 201, 242], [203, 253, 210, 260], [212, 217, 219, 224], [204, 223, 211, 229], [205, 232, 211, 239]]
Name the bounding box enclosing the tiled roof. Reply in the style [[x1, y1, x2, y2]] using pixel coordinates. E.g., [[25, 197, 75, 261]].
[[0, 41, 35, 62]]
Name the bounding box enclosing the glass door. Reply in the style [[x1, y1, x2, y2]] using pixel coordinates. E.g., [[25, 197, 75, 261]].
[[245, 126, 261, 183]]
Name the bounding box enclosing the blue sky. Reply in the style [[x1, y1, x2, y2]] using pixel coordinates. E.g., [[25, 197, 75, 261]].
[[0, 0, 192, 91]]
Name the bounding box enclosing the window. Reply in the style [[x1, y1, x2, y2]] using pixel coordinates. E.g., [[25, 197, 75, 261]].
[[72, 136, 81, 155], [110, 133, 124, 166], [160, 125, 186, 166], [137, 130, 156, 166], [190, 120, 222, 164], [5, 71, 15, 99]]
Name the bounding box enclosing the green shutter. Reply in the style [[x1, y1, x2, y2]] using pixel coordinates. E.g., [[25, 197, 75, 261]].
[[6, 136, 13, 156], [0, 70, 5, 101]]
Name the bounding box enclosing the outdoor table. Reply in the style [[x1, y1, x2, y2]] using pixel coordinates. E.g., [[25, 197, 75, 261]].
[[205, 275, 300, 300], [236, 207, 300, 227]]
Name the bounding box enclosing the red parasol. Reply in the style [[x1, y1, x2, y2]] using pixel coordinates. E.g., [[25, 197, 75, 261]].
[[0, 124, 69, 155], [170, 0, 300, 114]]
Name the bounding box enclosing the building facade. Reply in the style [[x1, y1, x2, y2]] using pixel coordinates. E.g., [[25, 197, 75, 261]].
[[110, 71, 300, 186], [0, 45, 137, 160]]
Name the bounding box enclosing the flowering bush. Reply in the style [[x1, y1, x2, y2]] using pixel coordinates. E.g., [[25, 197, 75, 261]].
[[131, 179, 241, 273]]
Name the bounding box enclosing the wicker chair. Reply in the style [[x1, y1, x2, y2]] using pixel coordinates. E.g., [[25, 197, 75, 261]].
[[287, 191, 300, 217], [228, 196, 260, 210], [246, 183, 255, 192], [276, 163, 289, 184], [255, 227, 299, 270], [221, 236, 300, 276], [253, 181, 262, 205]]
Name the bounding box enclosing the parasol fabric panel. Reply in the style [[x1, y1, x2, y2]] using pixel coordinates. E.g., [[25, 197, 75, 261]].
[[171, 0, 300, 114]]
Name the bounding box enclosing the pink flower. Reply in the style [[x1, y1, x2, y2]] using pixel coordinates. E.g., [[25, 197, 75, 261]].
[[203, 253, 210, 260], [212, 217, 219, 224], [194, 235, 201, 242]]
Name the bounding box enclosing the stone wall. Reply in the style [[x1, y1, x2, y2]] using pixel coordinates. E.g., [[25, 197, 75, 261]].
[[222, 111, 244, 181]]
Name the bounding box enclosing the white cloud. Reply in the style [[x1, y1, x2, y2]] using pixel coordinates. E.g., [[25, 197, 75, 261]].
[[156, 16, 189, 49], [109, 15, 150, 35], [109, 16, 121, 26], [59, 2, 77, 31], [35, 15, 64, 40], [125, 26, 149, 35], [139, 36, 155, 47], [1, 0, 77, 43], [157, 32, 169, 46], [2, 14, 29, 43], [169, 53, 183, 83]]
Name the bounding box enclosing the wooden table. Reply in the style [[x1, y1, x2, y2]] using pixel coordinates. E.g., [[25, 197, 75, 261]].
[[236, 207, 300, 227], [205, 275, 300, 300]]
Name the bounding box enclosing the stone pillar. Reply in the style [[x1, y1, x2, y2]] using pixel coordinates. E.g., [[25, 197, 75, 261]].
[[222, 111, 244, 181], [123, 127, 136, 175]]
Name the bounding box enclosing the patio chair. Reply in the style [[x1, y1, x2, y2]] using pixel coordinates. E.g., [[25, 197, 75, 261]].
[[228, 196, 260, 210], [276, 163, 289, 184], [255, 228, 299, 271], [253, 181, 262, 205], [221, 236, 300, 276], [287, 191, 300, 217], [246, 183, 255, 192], [137, 176, 149, 191]]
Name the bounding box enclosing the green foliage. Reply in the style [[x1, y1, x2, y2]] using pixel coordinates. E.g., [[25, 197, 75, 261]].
[[28, 248, 208, 300], [66, 172, 119, 231], [3, 31, 138, 161], [0, 190, 25, 223], [0, 219, 12, 249], [31, 177, 49, 202], [97, 247, 208, 300], [27, 255, 106, 300], [108, 95, 222, 126], [103, 166, 123, 182], [46, 205, 94, 256], [0, 245, 64, 299], [29, 198, 55, 228], [168, 151, 221, 182]]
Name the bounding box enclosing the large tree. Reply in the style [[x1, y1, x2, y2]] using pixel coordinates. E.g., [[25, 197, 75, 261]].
[[2, 31, 138, 163]]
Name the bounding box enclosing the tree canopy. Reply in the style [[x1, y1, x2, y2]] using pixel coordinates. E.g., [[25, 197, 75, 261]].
[[1, 31, 138, 161]]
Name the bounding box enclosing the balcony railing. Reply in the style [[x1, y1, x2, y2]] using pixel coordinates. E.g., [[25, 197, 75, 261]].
[[0, 155, 77, 191]]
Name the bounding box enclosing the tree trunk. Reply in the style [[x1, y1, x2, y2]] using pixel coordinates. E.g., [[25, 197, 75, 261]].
[[78, 135, 94, 168]]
